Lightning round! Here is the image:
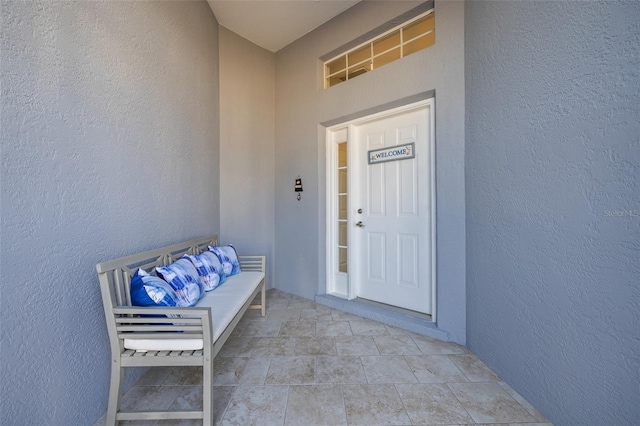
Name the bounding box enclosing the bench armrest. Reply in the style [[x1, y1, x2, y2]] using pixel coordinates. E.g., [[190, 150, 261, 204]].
[[111, 306, 213, 348], [113, 306, 212, 317], [238, 255, 266, 273]]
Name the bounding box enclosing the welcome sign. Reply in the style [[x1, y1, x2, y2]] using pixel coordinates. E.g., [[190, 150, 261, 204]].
[[368, 142, 415, 165]]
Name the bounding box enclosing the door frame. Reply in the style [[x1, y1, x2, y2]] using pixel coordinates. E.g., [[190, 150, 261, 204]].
[[324, 98, 436, 321]]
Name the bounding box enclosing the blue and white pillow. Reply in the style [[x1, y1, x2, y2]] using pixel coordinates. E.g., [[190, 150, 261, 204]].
[[209, 245, 241, 277], [184, 251, 226, 292], [130, 268, 180, 308], [156, 258, 202, 306]]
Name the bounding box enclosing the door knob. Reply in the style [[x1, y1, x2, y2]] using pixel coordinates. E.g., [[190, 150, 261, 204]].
[[355, 221, 365, 228]]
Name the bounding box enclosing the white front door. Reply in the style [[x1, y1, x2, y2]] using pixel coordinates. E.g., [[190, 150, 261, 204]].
[[350, 103, 434, 314]]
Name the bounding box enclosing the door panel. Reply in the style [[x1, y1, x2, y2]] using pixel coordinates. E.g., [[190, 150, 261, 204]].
[[398, 154, 418, 216], [367, 233, 386, 280], [368, 160, 385, 215], [398, 233, 419, 288], [351, 106, 433, 314]]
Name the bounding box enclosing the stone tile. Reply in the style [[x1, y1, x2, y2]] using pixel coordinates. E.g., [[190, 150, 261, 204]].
[[300, 308, 333, 321], [404, 355, 469, 383], [294, 337, 336, 356], [284, 385, 347, 426], [287, 299, 317, 310], [449, 354, 501, 382], [213, 357, 270, 385], [180, 386, 236, 425], [385, 325, 410, 335], [163, 366, 202, 386], [373, 335, 422, 355], [316, 356, 367, 384], [229, 320, 247, 337], [331, 310, 364, 321], [167, 385, 204, 410], [268, 309, 301, 321], [287, 294, 308, 302], [238, 315, 267, 326], [316, 321, 353, 337], [342, 384, 411, 425], [349, 320, 390, 336], [266, 356, 316, 385], [396, 383, 474, 425], [221, 385, 288, 426], [123, 289, 551, 426], [120, 421, 159, 426], [217, 336, 255, 357], [411, 334, 467, 355], [265, 288, 288, 297], [278, 321, 316, 337], [498, 382, 550, 422], [335, 336, 379, 356], [360, 355, 418, 384], [240, 319, 282, 337], [265, 299, 290, 310], [509, 423, 554, 426], [241, 309, 263, 318], [135, 367, 174, 386], [162, 385, 235, 425], [448, 382, 536, 424], [251, 337, 296, 357], [120, 385, 183, 412]]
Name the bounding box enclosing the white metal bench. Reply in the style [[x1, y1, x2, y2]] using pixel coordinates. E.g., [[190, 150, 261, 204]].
[[96, 235, 266, 425]]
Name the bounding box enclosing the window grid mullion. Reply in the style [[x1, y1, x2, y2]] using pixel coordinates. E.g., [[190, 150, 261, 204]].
[[403, 30, 434, 47], [345, 54, 349, 81], [370, 42, 374, 70], [324, 9, 434, 87]]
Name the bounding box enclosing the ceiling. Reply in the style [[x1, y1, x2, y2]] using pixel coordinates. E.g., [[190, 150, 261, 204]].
[[207, 0, 361, 52]]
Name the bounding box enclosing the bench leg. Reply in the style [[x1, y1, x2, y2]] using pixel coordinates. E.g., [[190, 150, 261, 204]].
[[107, 361, 123, 425], [203, 355, 213, 425], [261, 282, 266, 317]]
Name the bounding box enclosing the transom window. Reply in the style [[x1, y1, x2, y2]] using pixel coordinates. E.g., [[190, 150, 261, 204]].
[[324, 11, 435, 88]]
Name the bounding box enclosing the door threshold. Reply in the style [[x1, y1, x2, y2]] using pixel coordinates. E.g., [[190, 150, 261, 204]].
[[355, 297, 431, 322], [316, 294, 449, 341]]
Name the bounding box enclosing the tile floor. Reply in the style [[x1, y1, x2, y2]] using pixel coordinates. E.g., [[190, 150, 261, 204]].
[[96, 289, 552, 426]]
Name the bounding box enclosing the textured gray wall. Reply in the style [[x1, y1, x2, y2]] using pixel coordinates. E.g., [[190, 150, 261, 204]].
[[0, 1, 220, 423], [275, 1, 467, 343], [219, 28, 275, 288], [465, 1, 640, 425]]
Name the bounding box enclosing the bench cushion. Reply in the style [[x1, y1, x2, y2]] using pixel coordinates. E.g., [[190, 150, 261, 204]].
[[156, 258, 203, 306], [209, 245, 241, 276], [130, 268, 180, 308], [185, 251, 225, 291], [123, 338, 204, 352], [124, 271, 264, 352]]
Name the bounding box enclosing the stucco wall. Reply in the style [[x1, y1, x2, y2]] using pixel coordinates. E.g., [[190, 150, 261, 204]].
[[465, 1, 640, 425], [219, 28, 275, 288], [0, 1, 220, 423], [274, 1, 466, 343]]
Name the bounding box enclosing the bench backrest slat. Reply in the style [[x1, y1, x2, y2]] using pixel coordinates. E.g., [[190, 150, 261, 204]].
[[97, 235, 218, 362], [97, 235, 218, 309], [238, 255, 266, 273]]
